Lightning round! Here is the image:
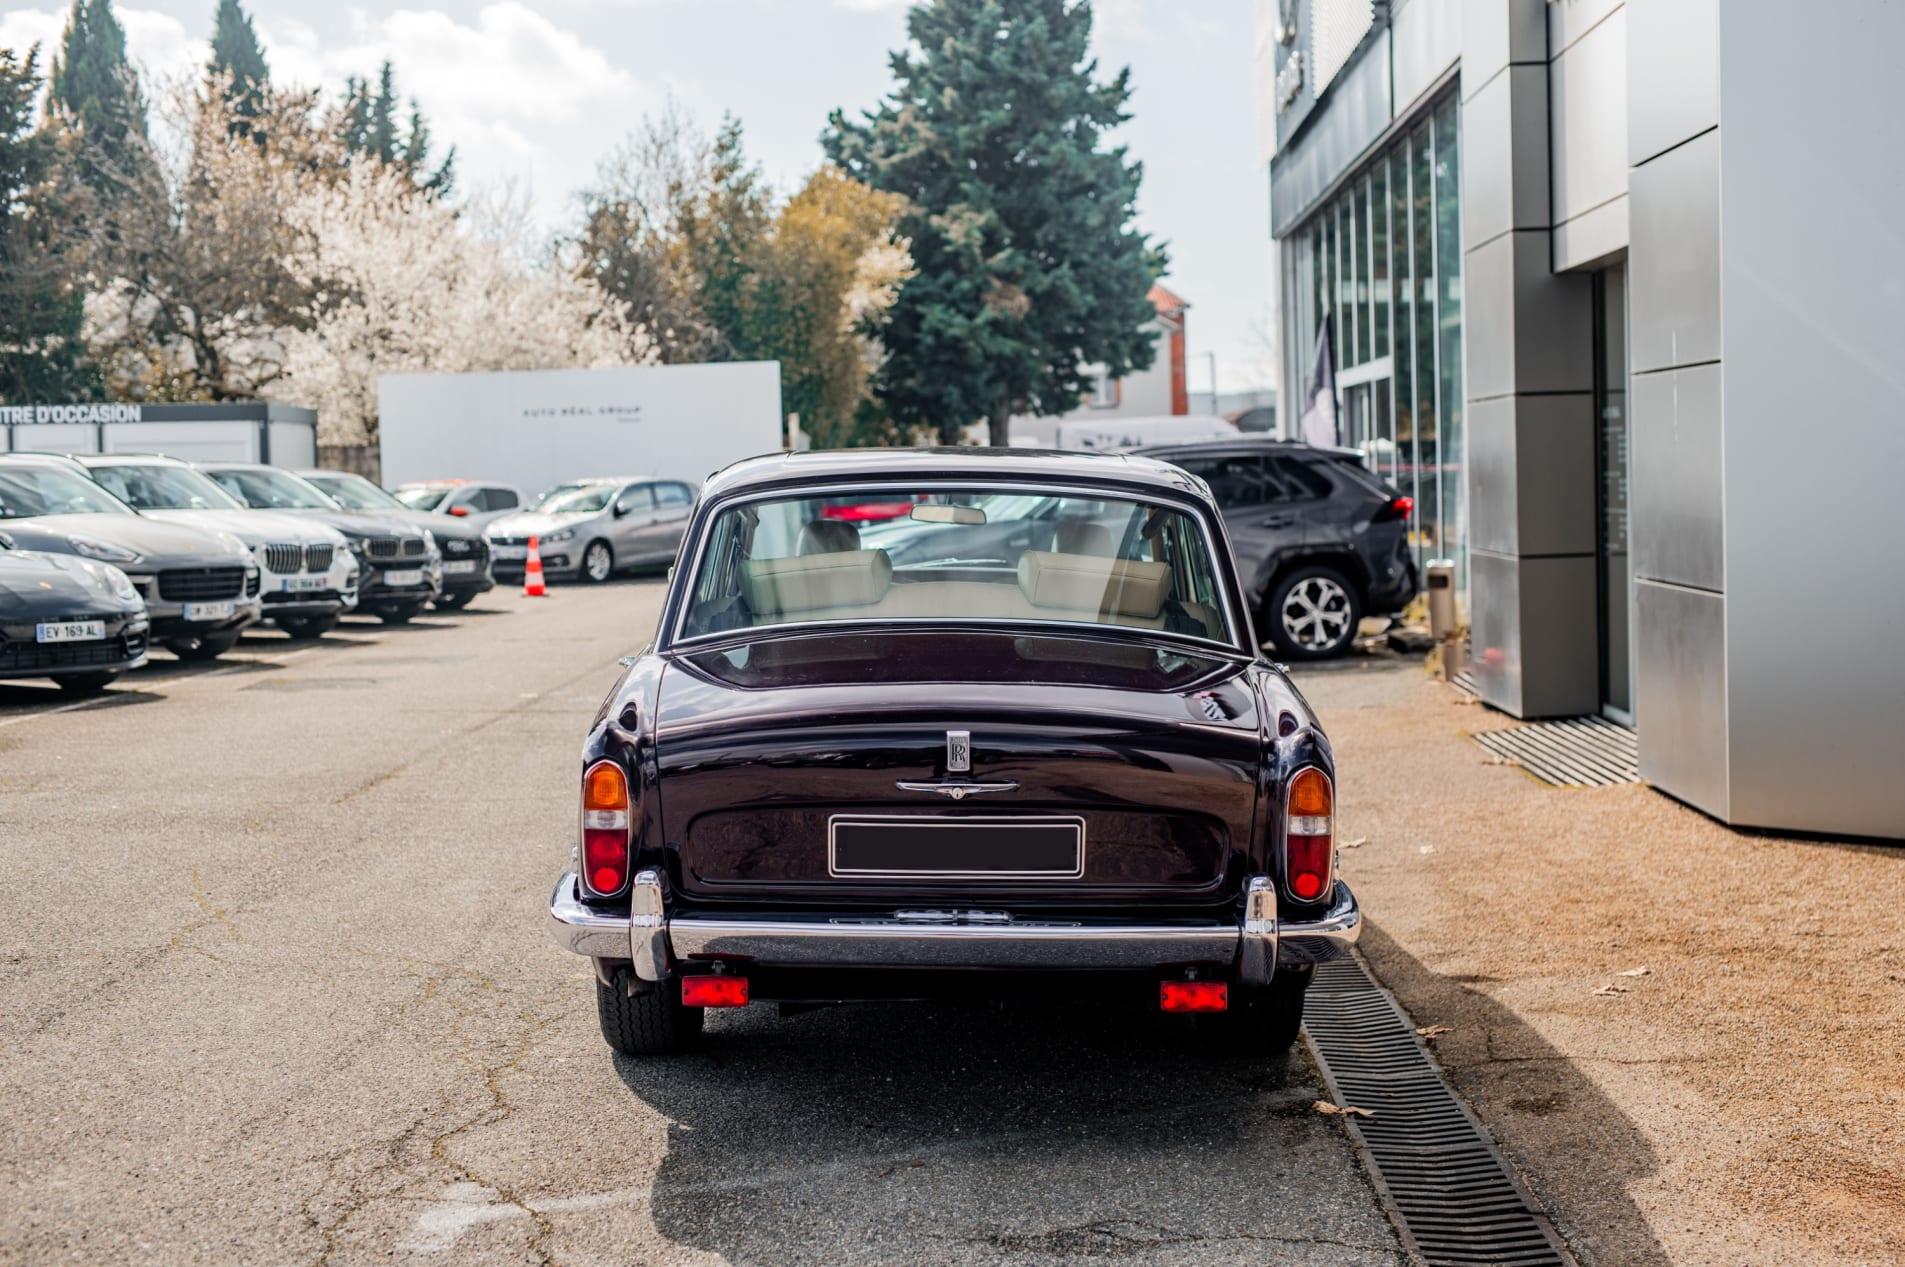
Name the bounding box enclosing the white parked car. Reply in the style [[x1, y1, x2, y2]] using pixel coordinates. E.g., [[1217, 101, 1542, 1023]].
[[72, 455, 360, 639]]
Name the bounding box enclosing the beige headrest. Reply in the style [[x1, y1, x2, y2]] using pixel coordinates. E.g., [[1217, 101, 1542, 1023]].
[[743, 549, 892, 615], [1016, 551, 1172, 619], [1053, 521, 1115, 556]]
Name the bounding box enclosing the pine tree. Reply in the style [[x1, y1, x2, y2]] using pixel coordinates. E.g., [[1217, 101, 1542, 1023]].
[[0, 47, 102, 402], [208, 0, 270, 132], [48, 0, 158, 211], [336, 62, 453, 197], [826, 0, 1165, 444]]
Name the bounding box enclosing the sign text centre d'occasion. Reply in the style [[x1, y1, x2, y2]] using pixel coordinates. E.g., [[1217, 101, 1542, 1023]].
[[0, 404, 145, 424]]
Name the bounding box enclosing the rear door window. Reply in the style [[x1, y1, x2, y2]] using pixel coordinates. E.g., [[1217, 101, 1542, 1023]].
[[1177, 454, 1285, 510], [1270, 457, 1334, 502], [488, 487, 520, 510]]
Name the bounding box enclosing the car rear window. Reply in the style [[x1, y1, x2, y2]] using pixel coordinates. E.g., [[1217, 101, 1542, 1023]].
[[678, 486, 1237, 649]]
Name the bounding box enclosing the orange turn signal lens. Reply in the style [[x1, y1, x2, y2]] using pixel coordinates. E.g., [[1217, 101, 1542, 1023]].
[[584, 761, 627, 811], [1289, 767, 1332, 818]]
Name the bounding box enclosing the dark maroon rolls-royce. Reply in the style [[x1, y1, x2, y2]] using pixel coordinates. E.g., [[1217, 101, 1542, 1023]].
[[548, 449, 1359, 1057]]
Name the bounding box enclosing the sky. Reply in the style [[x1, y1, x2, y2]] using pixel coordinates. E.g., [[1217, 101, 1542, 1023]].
[[0, 0, 1278, 393]]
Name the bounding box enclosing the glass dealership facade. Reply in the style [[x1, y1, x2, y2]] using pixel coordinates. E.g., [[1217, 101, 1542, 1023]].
[[1282, 93, 1465, 603]]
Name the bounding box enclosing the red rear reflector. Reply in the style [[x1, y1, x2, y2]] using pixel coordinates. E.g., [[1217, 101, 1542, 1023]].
[[1160, 980, 1228, 1013], [681, 976, 750, 1008]]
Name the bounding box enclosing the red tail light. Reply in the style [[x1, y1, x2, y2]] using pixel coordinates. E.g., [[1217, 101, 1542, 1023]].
[[1373, 495, 1414, 523], [681, 975, 750, 1008], [581, 760, 630, 896], [1285, 767, 1334, 903], [1160, 980, 1229, 1013]]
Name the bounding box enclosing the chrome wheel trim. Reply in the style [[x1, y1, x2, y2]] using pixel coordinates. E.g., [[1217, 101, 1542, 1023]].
[[1280, 576, 1353, 650], [585, 542, 612, 582]]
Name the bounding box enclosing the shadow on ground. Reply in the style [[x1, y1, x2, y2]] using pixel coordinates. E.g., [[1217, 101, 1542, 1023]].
[[614, 1000, 1406, 1266], [1357, 921, 1668, 1267]]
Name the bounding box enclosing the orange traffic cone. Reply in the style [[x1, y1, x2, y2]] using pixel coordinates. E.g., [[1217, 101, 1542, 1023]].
[[523, 535, 547, 597]]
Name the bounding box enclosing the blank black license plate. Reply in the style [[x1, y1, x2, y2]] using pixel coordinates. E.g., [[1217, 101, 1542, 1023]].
[[829, 816, 1085, 879]]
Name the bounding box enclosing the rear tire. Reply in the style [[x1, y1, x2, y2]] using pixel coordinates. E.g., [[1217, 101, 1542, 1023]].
[[53, 670, 118, 695], [1265, 566, 1362, 661], [596, 968, 703, 1057], [164, 631, 242, 661], [1200, 971, 1310, 1053], [276, 613, 339, 640]]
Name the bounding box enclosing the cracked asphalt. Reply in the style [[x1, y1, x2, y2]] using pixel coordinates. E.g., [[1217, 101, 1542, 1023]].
[[0, 582, 1407, 1267]]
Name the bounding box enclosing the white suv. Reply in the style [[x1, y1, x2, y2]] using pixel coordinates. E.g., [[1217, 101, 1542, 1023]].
[[74, 455, 360, 639]]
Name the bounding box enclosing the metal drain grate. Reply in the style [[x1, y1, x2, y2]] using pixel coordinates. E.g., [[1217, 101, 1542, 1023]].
[[1471, 716, 1637, 787], [1304, 958, 1578, 1267]]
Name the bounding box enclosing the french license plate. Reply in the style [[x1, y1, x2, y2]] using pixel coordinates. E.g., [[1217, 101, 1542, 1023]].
[[183, 601, 234, 622], [381, 569, 423, 587], [492, 545, 527, 561], [280, 576, 327, 592], [829, 815, 1085, 879], [36, 620, 105, 644], [442, 560, 478, 575]]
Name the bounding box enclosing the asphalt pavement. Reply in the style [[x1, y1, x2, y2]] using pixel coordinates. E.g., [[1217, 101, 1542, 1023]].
[[0, 583, 1406, 1267]]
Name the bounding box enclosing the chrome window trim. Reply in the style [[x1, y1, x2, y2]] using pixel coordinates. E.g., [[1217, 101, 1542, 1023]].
[[662, 478, 1254, 655]]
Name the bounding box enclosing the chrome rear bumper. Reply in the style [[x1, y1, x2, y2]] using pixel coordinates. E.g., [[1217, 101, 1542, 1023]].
[[548, 870, 1359, 984]]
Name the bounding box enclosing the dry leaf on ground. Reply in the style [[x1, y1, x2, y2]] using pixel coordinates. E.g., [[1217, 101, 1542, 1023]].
[[1314, 1100, 1376, 1118], [1342, 837, 1369, 849], [1416, 1025, 1454, 1039], [1418, 845, 1437, 855], [1482, 755, 1519, 766], [1616, 967, 1651, 978], [1593, 983, 1630, 997]]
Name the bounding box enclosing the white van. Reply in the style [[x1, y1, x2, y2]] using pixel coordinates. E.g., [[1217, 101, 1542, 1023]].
[[1016, 415, 1242, 453]]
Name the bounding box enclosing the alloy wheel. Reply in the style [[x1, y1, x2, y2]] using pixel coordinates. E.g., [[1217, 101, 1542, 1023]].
[[1280, 576, 1354, 652], [585, 542, 613, 583]]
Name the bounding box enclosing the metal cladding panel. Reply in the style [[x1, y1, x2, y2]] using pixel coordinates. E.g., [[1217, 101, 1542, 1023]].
[[1512, 394, 1598, 557], [1552, 194, 1628, 272], [1635, 579, 1728, 820], [1629, 363, 1722, 593], [1626, 0, 1718, 164], [1548, 0, 1624, 55], [1461, 232, 1517, 402], [1471, 550, 1599, 719], [1719, 0, 1905, 839], [1628, 128, 1721, 375], [1460, 65, 1550, 249], [1549, 6, 1629, 230], [1269, 28, 1393, 235], [1390, 0, 1461, 117], [1465, 395, 1518, 556], [1459, 0, 1547, 88]]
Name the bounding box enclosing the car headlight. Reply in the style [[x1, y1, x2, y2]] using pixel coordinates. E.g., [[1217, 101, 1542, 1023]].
[[543, 527, 576, 543], [71, 537, 141, 564], [77, 559, 142, 604]]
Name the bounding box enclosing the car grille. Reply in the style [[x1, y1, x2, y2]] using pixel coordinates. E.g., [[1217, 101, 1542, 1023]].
[[262, 543, 303, 573], [305, 543, 334, 573], [489, 536, 526, 547], [157, 567, 247, 601], [0, 629, 144, 671], [404, 537, 426, 558], [440, 537, 485, 561], [246, 570, 261, 597], [365, 536, 401, 560]]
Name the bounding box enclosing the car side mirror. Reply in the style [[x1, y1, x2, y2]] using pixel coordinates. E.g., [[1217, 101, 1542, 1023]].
[[612, 502, 630, 519], [448, 505, 470, 517], [0, 532, 13, 550]]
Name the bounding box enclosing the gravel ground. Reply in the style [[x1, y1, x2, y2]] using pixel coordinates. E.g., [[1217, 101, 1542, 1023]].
[[1294, 660, 1905, 1267], [0, 584, 1406, 1267]]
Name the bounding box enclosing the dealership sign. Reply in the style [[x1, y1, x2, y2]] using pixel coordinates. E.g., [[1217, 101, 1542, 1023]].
[[0, 403, 145, 424]]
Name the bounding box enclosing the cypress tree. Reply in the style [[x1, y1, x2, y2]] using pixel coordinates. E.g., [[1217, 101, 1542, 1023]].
[[337, 62, 453, 197], [827, 0, 1165, 444], [208, 0, 270, 130], [47, 0, 156, 205], [0, 47, 102, 402]]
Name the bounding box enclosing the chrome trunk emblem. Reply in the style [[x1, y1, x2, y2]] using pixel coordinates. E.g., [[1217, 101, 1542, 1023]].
[[946, 729, 971, 773], [895, 780, 1020, 801]]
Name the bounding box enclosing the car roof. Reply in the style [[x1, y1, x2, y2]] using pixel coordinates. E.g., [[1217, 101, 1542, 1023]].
[[699, 447, 1208, 502], [71, 452, 188, 465], [1131, 435, 1364, 461]]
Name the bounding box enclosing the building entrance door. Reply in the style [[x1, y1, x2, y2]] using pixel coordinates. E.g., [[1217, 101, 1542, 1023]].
[[1594, 266, 1634, 724]]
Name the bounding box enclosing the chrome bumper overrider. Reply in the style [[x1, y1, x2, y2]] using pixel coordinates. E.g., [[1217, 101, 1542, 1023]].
[[548, 870, 1360, 985]]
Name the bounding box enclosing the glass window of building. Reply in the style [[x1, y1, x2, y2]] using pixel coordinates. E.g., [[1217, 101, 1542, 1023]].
[[1280, 90, 1465, 612]]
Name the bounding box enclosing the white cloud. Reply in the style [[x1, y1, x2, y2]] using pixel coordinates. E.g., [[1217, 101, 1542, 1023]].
[[834, 0, 911, 10], [0, 6, 204, 93]]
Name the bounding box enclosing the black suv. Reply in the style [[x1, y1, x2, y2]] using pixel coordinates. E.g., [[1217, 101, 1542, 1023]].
[[1133, 437, 1418, 659]]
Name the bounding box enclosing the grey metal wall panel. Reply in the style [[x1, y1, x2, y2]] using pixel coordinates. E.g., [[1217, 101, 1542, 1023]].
[[1547, 0, 1623, 56], [1629, 363, 1723, 592], [1626, 0, 1718, 164], [1516, 555, 1600, 717], [1549, 6, 1628, 228], [1719, 0, 1905, 839], [1466, 396, 1518, 555], [1469, 548, 1524, 714], [1552, 194, 1627, 272], [1635, 580, 1728, 819], [1461, 0, 1549, 89], [1459, 67, 1515, 250], [1628, 128, 1720, 374], [1392, 0, 1463, 117], [1462, 232, 1517, 401], [1510, 233, 1595, 393], [1512, 394, 1598, 557], [1269, 30, 1394, 234]]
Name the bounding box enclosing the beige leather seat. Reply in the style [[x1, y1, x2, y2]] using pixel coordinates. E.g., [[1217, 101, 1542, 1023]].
[[1053, 521, 1116, 556]]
